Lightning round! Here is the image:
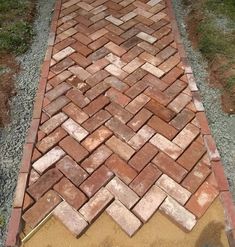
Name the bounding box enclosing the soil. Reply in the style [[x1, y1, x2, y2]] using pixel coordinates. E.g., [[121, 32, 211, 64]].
[[0, 54, 18, 127], [185, 0, 235, 114]]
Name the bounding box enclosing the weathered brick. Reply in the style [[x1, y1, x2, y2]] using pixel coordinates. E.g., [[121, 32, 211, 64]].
[[129, 142, 158, 171], [170, 108, 195, 130], [59, 136, 89, 162], [130, 164, 162, 196], [150, 133, 182, 160], [45, 82, 72, 101], [106, 200, 142, 237], [13, 173, 28, 208], [36, 127, 67, 153], [106, 136, 135, 161], [105, 117, 135, 142], [105, 88, 131, 106], [142, 62, 164, 77], [32, 146, 65, 174], [81, 145, 112, 173], [123, 57, 145, 74], [53, 201, 88, 237], [66, 88, 90, 108], [133, 185, 166, 222], [82, 126, 112, 152], [159, 197, 196, 232], [186, 182, 219, 218], [203, 135, 220, 161], [106, 154, 137, 184], [79, 188, 114, 223], [62, 102, 89, 124], [168, 93, 192, 113], [57, 156, 88, 186], [156, 174, 191, 205], [80, 166, 113, 197], [125, 94, 150, 114], [54, 178, 87, 209], [53, 46, 75, 61], [105, 64, 128, 80], [23, 190, 62, 228], [106, 177, 139, 209]]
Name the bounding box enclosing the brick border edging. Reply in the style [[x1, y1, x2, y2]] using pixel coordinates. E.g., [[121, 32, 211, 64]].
[[4, 1, 62, 246], [165, 0, 235, 246], [4, 0, 235, 246]]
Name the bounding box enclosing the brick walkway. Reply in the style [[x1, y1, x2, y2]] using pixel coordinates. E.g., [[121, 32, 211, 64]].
[[6, 0, 235, 245]]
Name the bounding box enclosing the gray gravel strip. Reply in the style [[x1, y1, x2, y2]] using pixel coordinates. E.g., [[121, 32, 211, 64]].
[[0, 0, 55, 245], [172, 0, 235, 198]]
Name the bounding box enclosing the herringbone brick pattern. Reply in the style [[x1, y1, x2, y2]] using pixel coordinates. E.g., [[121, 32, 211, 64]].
[[21, 0, 219, 238]]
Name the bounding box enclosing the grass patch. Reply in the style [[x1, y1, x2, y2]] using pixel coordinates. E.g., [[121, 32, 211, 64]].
[[0, 0, 35, 55], [0, 213, 5, 227]]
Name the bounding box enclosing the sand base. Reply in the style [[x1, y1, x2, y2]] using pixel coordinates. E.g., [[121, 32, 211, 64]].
[[21, 198, 229, 247]]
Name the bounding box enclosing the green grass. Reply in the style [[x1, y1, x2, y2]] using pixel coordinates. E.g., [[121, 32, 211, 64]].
[[0, 0, 35, 55], [0, 213, 5, 227]]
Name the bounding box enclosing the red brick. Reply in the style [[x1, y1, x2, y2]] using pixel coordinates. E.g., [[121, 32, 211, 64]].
[[28, 169, 40, 186], [157, 174, 191, 205], [106, 102, 133, 123], [105, 88, 131, 107], [73, 32, 92, 45], [128, 108, 152, 131], [86, 58, 109, 74], [88, 36, 109, 50], [177, 141, 206, 170], [80, 166, 113, 197], [62, 102, 89, 124], [25, 119, 40, 144], [170, 108, 195, 130], [82, 126, 112, 152], [186, 182, 219, 218], [106, 200, 142, 237], [5, 208, 21, 247], [220, 192, 235, 229], [145, 99, 176, 122], [45, 82, 71, 101], [57, 155, 88, 186], [104, 76, 129, 92], [105, 117, 135, 142], [70, 52, 92, 68], [168, 93, 191, 113], [50, 57, 75, 75], [182, 162, 211, 193], [129, 142, 158, 171], [81, 145, 112, 174], [133, 185, 166, 222], [66, 88, 90, 108], [79, 188, 114, 223], [130, 164, 162, 196], [83, 95, 110, 116], [161, 66, 183, 85], [86, 70, 110, 87], [53, 201, 88, 237], [164, 79, 187, 100], [124, 68, 147, 86], [23, 193, 34, 212], [20, 143, 34, 173], [23, 190, 62, 228], [125, 94, 150, 114], [105, 154, 137, 184], [59, 136, 89, 162], [211, 161, 229, 191], [148, 116, 178, 140], [71, 41, 93, 57], [36, 127, 67, 153], [54, 178, 87, 209]]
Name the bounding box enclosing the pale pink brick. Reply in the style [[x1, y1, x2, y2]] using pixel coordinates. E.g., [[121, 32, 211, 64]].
[[121, 12, 137, 22], [62, 0, 80, 8], [105, 42, 127, 56], [147, 0, 161, 6], [40, 112, 68, 134], [53, 201, 88, 237], [77, 2, 94, 10], [133, 8, 153, 18], [105, 53, 127, 68], [91, 5, 107, 15], [125, 94, 150, 114], [120, 0, 135, 7], [13, 173, 28, 207], [32, 146, 65, 174], [106, 136, 135, 161], [159, 197, 197, 231], [105, 15, 123, 26], [81, 145, 113, 173], [53, 47, 75, 61], [68, 65, 91, 81], [142, 63, 164, 78], [150, 12, 167, 22], [203, 135, 220, 161], [45, 82, 71, 101], [128, 125, 155, 150], [106, 177, 139, 209], [122, 57, 145, 74], [173, 123, 200, 149], [89, 28, 108, 40], [156, 174, 191, 205], [168, 93, 192, 113], [62, 118, 89, 142], [136, 32, 157, 44], [79, 188, 114, 223], [106, 200, 142, 237], [150, 133, 183, 160], [105, 64, 128, 80], [132, 185, 166, 222]]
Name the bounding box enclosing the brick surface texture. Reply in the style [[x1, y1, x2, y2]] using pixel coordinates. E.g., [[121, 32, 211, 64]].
[[16, 0, 223, 240]]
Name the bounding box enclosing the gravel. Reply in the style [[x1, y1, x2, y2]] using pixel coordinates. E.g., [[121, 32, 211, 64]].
[[0, 0, 55, 245], [172, 0, 235, 198]]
